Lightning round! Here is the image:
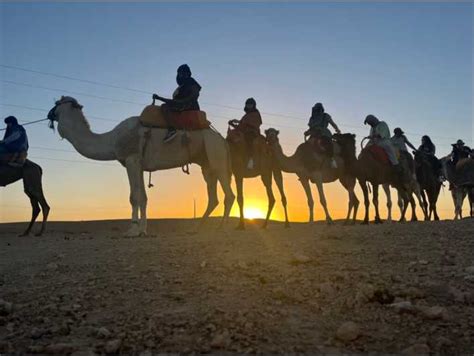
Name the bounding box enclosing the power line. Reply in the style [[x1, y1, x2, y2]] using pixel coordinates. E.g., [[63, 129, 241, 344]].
[[1, 63, 467, 142]]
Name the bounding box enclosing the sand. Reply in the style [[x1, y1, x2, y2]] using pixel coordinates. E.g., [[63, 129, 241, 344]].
[[1, 218, 473, 354]]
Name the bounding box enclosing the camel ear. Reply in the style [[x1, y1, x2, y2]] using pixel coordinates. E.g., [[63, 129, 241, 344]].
[[276, 130, 280, 136]]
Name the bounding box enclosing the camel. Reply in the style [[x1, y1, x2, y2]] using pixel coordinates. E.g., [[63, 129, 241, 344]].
[[226, 123, 289, 229], [0, 160, 49, 236], [413, 151, 441, 220], [47, 96, 235, 236], [355, 139, 416, 224], [264, 129, 359, 224], [441, 154, 474, 219]]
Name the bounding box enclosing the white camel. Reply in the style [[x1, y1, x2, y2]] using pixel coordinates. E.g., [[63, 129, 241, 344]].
[[47, 96, 235, 236]]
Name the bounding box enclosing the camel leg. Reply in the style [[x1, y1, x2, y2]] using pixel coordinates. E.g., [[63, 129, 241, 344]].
[[382, 184, 392, 223], [359, 180, 370, 225], [20, 195, 40, 237], [125, 158, 143, 237], [341, 176, 358, 225], [409, 191, 418, 222], [420, 189, 429, 220], [373, 184, 383, 224], [35, 193, 50, 236], [235, 176, 245, 230], [432, 186, 441, 221], [216, 169, 235, 227], [273, 169, 289, 228], [398, 189, 410, 222], [261, 172, 275, 229], [200, 167, 219, 227], [412, 183, 425, 220], [299, 176, 314, 224], [137, 170, 148, 235], [313, 174, 332, 225], [397, 190, 404, 220]]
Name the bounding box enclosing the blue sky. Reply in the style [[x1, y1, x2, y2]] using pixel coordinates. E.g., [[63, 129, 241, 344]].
[[0, 2, 472, 222]]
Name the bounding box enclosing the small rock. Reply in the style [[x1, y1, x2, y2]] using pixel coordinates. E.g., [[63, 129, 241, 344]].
[[0, 300, 13, 316], [418, 260, 429, 265], [336, 321, 360, 342], [30, 327, 45, 339], [389, 301, 417, 314], [210, 329, 231, 348], [105, 339, 121, 354], [292, 253, 311, 264], [464, 275, 474, 283], [237, 261, 248, 269], [97, 327, 111, 339], [465, 266, 474, 274], [420, 306, 450, 321], [402, 343, 430, 355], [200, 261, 207, 268], [47, 262, 59, 271]]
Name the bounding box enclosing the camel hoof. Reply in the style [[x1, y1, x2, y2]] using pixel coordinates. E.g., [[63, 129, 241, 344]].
[[361, 220, 369, 225], [235, 224, 245, 231], [326, 219, 334, 226], [284, 222, 290, 229], [398, 218, 406, 223], [434, 216, 440, 221], [34, 232, 43, 237], [261, 223, 268, 230], [411, 217, 418, 222], [18, 232, 29, 237], [375, 219, 383, 224]]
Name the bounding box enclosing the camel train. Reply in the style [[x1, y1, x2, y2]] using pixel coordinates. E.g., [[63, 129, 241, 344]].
[[2, 95, 473, 236]]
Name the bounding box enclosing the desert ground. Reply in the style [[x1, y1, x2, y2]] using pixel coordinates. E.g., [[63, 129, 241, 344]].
[[0, 218, 473, 354]]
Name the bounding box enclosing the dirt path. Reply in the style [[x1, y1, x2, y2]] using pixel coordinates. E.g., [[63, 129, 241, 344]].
[[1, 218, 473, 354]]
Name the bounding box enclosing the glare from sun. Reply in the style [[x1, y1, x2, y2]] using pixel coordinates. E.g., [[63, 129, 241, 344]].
[[244, 206, 265, 220]]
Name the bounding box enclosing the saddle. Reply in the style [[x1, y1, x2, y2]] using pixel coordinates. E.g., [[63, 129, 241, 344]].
[[366, 145, 390, 165], [139, 105, 210, 130], [0, 151, 27, 167]]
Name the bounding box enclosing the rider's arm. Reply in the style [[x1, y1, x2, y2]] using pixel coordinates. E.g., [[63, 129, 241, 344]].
[[404, 136, 417, 151], [328, 116, 341, 134]]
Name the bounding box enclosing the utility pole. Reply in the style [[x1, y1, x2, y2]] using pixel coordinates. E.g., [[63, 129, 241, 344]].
[[193, 198, 196, 219]]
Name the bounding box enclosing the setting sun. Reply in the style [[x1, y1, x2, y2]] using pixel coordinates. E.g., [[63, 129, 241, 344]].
[[244, 206, 266, 220]]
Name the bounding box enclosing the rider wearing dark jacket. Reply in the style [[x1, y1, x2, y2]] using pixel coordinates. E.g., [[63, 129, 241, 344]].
[[153, 64, 202, 143], [0, 116, 28, 154]]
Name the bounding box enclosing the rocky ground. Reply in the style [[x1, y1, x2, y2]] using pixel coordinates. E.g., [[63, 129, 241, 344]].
[[0, 218, 473, 354]]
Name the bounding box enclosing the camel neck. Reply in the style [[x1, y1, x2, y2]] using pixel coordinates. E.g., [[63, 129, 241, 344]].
[[272, 143, 300, 173], [58, 112, 116, 161]]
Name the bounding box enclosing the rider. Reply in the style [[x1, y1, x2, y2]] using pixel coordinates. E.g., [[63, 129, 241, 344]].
[[418, 135, 436, 156], [152, 64, 202, 143], [450, 139, 472, 165], [391, 128, 416, 153], [229, 98, 262, 169], [0, 116, 29, 166], [364, 115, 401, 172], [417, 135, 443, 181], [305, 102, 341, 168]]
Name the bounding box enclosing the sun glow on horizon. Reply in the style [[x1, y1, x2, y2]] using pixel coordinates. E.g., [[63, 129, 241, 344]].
[[243, 206, 266, 220]]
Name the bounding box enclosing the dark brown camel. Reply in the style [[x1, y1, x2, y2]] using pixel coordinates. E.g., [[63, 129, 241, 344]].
[[227, 124, 289, 229], [356, 141, 416, 224], [414, 151, 441, 220], [0, 160, 50, 235], [265, 129, 359, 224], [441, 153, 474, 219]]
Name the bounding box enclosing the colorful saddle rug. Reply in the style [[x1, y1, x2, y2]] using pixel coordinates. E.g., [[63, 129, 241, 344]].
[[139, 105, 210, 130]]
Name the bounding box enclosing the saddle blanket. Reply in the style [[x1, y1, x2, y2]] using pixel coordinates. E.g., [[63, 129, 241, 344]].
[[139, 105, 210, 130]]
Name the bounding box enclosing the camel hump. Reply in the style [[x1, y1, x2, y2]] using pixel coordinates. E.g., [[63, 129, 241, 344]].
[[139, 105, 210, 130]]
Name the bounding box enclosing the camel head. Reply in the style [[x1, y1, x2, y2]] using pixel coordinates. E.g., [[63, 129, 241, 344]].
[[264, 128, 280, 146], [47, 96, 84, 132]]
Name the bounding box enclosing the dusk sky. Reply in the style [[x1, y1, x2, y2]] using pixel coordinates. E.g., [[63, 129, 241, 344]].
[[1, 2, 472, 223]]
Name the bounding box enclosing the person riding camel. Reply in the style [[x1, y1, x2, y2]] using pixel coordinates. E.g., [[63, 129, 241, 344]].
[[229, 98, 262, 169], [418, 135, 436, 156], [417, 135, 443, 180], [450, 139, 472, 165], [305, 103, 341, 169], [391, 128, 416, 153], [152, 64, 202, 143], [0, 116, 29, 167], [364, 115, 402, 173]]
